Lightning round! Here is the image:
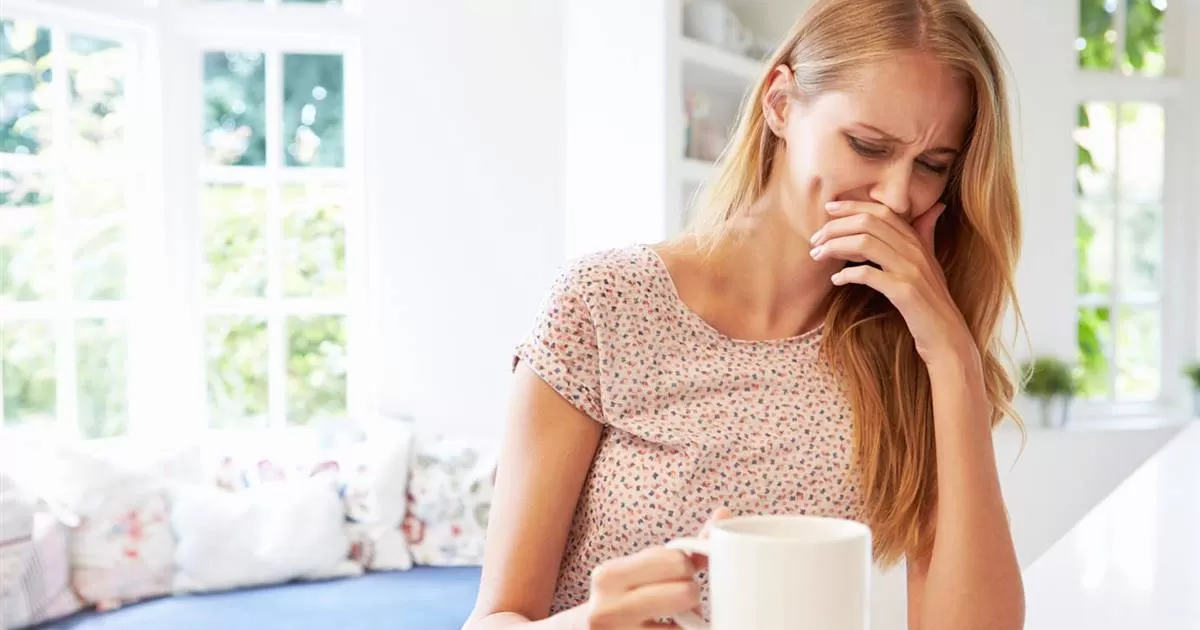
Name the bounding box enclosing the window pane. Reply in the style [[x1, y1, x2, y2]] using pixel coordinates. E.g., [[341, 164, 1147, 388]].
[[1078, 0, 1117, 71], [1, 319, 55, 427], [1115, 306, 1159, 400], [0, 170, 54, 301], [1118, 202, 1161, 295], [72, 176, 126, 300], [76, 318, 127, 438], [287, 315, 346, 425], [1117, 103, 1163, 202], [206, 316, 269, 428], [204, 51, 266, 167], [202, 184, 267, 298], [1075, 103, 1116, 199], [68, 35, 126, 162], [283, 183, 345, 297], [0, 21, 52, 155], [1123, 0, 1166, 77], [1077, 200, 1113, 296], [283, 54, 344, 167], [1077, 306, 1112, 398]]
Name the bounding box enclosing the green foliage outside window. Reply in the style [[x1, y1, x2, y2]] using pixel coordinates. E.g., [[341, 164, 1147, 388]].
[[1074, 0, 1165, 400], [1, 18, 349, 436]]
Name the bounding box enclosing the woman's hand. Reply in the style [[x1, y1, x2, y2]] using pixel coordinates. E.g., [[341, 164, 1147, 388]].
[[583, 508, 730, 629], [808, 201, 974, 366]]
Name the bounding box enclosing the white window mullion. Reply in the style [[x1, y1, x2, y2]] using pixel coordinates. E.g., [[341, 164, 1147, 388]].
[[265, 49, 287, 429], [50, 26, 79, 437], [124, 24, 153, 437], [341, 43, 372, 423], [204, 298, 347, 317]]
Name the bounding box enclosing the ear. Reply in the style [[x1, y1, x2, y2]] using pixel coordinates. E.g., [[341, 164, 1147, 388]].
[[761, 64, 796, 138]]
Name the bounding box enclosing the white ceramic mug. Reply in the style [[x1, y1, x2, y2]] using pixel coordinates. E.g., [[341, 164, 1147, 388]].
[[667, 515, 872, 630]]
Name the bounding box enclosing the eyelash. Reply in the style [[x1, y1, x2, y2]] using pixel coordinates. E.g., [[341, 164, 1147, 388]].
[[846, 135, 950, 175]]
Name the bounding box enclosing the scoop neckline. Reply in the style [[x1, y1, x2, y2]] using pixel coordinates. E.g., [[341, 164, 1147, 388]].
[[637, 244, 825, 346]]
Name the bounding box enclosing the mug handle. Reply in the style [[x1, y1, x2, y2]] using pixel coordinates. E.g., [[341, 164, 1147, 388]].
[[665, 538, 711, 630]]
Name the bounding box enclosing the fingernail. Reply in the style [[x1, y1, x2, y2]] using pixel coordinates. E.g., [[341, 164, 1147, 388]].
[[825, 201, 840, 211], [809, 230, 822, 244], [831, 272, 843, 284], [809, 246, 823, 259]]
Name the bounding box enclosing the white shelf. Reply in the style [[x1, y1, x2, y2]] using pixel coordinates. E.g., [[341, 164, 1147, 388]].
[[681, 157, 715, 183], [678, 35, 763, 91]]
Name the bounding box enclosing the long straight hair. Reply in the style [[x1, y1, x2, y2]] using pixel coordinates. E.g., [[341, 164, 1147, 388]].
[[687, 0, 1024, 566]]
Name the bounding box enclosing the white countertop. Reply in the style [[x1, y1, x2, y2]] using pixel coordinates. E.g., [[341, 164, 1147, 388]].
[[1023, 422, 1200, 629]]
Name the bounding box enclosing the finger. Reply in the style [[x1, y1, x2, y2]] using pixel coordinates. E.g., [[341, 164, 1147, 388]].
[[912, 202, 947, 251], [617, 580, 702, 625], [830, 264, 912, 306], [811, 233, 910, 273], [701, 507, 733, 536], [823, 200, 918, 238], [591, 547, 696, 593], [810, 211, 913, 252]]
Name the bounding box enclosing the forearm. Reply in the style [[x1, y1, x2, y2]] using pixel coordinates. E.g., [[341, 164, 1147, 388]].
[[920, 350, 1024, 630], [465, 605, 588, 630]]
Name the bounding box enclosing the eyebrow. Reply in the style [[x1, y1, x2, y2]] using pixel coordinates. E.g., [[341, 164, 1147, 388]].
[[857, 123, 960, 157]]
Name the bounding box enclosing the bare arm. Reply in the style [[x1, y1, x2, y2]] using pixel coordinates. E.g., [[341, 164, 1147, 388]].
[[463, 363, 603, 629], [906, 347, 1025, 630]]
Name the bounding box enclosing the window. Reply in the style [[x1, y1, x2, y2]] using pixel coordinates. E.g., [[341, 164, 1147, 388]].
[[1, 18, 138, 438], [1074, 0, 1185, 407], [1, 0, 369, 438], [201, 49, 352, 428]]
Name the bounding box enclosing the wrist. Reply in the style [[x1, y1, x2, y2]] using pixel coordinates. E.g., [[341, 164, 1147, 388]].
[[924, 330, 981, 374]]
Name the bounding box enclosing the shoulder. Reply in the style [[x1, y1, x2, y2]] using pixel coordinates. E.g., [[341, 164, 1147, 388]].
[[546, 244, 666, 312]]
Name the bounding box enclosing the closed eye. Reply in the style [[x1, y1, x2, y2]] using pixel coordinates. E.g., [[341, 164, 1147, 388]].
[[848, 134, 952, 176], [919, 160, 951, 175], [847, 135, 886, 157]]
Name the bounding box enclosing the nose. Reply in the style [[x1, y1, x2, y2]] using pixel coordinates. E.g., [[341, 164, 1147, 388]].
[[868, 162, 912, 218]]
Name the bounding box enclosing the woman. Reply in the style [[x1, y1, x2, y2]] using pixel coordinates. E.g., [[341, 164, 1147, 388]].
[[466, 0, 1024, 628]]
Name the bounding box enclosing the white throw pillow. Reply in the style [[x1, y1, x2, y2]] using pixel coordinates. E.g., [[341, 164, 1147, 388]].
[[170, 475, 362, 594], [330, 423, 414, 571]]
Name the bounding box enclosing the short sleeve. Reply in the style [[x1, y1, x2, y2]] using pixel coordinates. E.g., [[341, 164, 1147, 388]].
[[513, 264, 605, 424]]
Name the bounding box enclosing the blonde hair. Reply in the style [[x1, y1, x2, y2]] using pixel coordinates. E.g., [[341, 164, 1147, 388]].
[[687, 0, 1024, 566]]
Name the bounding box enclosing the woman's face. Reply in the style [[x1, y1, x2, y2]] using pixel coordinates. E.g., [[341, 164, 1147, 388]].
[[766, 52, 973, 241]]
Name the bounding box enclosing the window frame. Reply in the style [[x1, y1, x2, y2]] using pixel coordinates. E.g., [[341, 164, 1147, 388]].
[[0, 0, 378, 438], [169, 0, 374, 433], [1071, 0, 1197, 421], [1, 1, 153, 438]]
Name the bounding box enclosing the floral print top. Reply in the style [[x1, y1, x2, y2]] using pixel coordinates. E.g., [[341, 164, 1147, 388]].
[[513, 244, 865, 614]]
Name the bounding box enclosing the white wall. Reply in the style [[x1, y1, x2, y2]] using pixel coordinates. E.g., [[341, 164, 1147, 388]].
[[362, 0, 566, 438], [970, 0, 1081, 359]]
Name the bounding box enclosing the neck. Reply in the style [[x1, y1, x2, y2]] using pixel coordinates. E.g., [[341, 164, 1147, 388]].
[[704, 186, 841, 338]]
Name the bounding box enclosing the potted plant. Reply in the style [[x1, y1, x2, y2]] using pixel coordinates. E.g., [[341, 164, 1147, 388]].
[[1184, 361, 1200, 418], [1020, 356, 1079, 428]]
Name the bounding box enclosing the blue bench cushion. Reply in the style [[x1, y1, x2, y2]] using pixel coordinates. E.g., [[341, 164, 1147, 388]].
[[42, 566, 481, 630]]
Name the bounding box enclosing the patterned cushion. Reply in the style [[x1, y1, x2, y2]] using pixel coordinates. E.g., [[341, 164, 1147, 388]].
[[0, 438, 207, 610], [0, 512, 85, 628], [403, 435, 496, 566]]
